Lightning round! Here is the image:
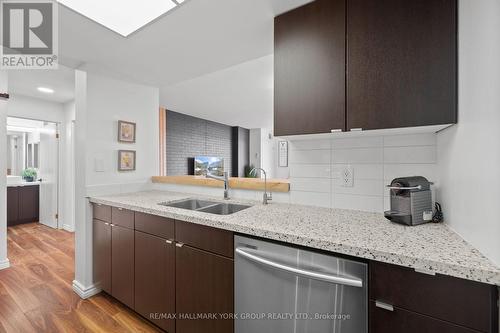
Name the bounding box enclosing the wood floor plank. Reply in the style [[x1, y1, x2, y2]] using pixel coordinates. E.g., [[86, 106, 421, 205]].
[[0, 223, 161, 333]]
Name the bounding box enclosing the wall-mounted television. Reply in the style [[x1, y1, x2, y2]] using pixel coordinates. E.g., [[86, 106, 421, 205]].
[[194, 156, 224, 176]]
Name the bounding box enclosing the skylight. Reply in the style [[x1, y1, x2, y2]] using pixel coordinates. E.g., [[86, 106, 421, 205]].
[[58, 0, 179, 37]]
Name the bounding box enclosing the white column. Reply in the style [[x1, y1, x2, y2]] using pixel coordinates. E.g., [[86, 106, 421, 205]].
[[0, 71, 10, 269], [72, 70, 98, 298]]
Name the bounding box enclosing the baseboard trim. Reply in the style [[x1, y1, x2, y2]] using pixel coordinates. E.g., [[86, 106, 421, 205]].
[[62, 224, 75, 232], [72, 280, 101, 299], [0, 259, 10, 270]]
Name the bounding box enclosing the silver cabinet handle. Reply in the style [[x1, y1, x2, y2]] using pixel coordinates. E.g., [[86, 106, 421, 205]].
[[330, 129, 342, 133], [104, 222, 110, 226], [175, 243, 184, 248], [117, 208, 123, 211], [350, 128, 363, 131], [235, 248, 363, 287], [165, 239, 173, 244], [375, 300, 394, 312], [386, 185, 422, 190], [110, 224, 115, 227]]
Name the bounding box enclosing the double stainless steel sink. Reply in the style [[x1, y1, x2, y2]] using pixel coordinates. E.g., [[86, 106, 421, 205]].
[[159, 199, 251, 215]]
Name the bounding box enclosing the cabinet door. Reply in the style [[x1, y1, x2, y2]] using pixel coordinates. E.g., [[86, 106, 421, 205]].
[[347, 0, 457, 130], [111, 224, 134, 308], [93, 219, 111, 294], [176, 245, 234, 333], [274, 0, 345, 136], [7, 187, 19, 226], [18, 185, 39, 223], [135, 231, 175, 332], [370, 302, 480, 333]]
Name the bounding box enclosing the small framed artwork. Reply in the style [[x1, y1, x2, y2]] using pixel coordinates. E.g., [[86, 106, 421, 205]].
[[118, 150, 136, 171], [118, 120, 136, 143]]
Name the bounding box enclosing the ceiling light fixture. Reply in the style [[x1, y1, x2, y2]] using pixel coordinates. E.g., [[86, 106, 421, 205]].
[[37, 87, 55, 94], [58, 0, 180, 37]]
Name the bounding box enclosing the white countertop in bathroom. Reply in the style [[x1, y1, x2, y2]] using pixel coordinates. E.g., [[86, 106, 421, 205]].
[[89, 190, 500, 286]]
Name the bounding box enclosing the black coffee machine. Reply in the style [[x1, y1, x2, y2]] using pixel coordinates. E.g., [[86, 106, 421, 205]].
[[384, 176, 433, 226]]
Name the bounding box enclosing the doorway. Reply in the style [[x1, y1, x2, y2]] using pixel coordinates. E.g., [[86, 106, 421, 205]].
[[7, 116, 60, 229]]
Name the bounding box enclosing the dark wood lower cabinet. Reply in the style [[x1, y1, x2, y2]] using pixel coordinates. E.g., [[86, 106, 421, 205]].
[[7, 185, 39, 226], [111, 224, 135, 309], [176, 245, 234, 333], [7, 187, 19, 226], [93, 219, 111, 294], [370, 302, 481, 333], [135, 231, 175, 332]]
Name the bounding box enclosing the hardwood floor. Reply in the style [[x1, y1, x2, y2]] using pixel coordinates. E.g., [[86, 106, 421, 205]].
[[0, 223, 162, 333]]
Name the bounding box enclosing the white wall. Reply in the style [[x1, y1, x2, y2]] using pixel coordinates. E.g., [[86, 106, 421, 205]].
[[7, 94, 65, 122], [436, 0, 500, 266], [0, 71, 9, 269], [73, 71, 159, 297], [62, 101, 76, 232]]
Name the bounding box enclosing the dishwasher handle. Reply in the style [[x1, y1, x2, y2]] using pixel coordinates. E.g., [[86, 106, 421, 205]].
[[235, 247, 363, 288]]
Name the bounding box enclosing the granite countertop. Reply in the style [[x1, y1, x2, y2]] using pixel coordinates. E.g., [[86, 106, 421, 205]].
[[89, 190, 500, 286]]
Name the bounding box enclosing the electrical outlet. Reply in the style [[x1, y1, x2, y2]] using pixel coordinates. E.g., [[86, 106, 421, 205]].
[[341, 166, 354, 187]]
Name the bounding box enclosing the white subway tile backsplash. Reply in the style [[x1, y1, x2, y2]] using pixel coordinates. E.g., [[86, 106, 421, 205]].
[[332, 164, 383, 180], [289, 164, 331, 178], [291, 191, 331, 208], [289, 149, 331, 164], [333, 147, 384, 164], [332, 193, 384, 213], [291, 177, 331, 193], [384, 164, 437, 182], [384, 146, 436, 164], [288, 133, 438, 213], [332, 136, 383, 149], [290, 139, 331, 150], [333, 179, 384, 196], [383, 133, 436, 147]]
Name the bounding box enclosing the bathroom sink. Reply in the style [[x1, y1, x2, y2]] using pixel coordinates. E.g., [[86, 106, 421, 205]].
[[198, 203, 251, 215], [159, 199, 251, 215]]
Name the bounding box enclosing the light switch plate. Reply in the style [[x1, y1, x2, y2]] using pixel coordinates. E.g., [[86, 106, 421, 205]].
[[341, 165, 354, 187], [94, 158, 105, 172]]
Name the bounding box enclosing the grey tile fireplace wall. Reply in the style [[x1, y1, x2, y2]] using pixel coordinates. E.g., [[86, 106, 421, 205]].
[[166, 110, 249, 176]]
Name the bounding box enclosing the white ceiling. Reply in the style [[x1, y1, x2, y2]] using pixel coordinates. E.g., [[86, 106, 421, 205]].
[[58, 0, 312, 86], [161, 55, 274, 129], [8, 66, 75, 103], [54, 0, 313, 128]]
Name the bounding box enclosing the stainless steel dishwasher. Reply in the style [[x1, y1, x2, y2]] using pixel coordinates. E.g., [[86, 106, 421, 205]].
[[235, 235, 367, 333]]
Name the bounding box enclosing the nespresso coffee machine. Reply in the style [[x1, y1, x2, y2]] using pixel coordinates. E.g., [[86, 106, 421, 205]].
[[384, 176, 433, 226]]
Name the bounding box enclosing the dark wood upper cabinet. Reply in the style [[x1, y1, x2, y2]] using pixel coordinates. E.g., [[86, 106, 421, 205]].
[[135, 231, 175, 332], [274, 0, 346, 136], [111, 224, 135, 309], [347, 0, 457, 130], [176, 245, 234, 333], [93, 219, 112, 294]]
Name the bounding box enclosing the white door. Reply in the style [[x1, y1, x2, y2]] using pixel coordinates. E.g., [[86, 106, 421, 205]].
[[38, 122, 59, 228]]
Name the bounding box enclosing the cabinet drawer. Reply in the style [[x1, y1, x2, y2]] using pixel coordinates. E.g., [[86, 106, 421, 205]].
[[175, 220, 233, 258], [370, 261, 498, 333], [111, 207, 134, 229], [135, 212, 174, 240], [370, 301, 481, 333], [93, 203, 111, 223]]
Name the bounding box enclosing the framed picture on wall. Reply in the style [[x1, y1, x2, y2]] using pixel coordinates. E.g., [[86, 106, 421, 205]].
[[118, 120, 136, 143], [118, 150, 136, 171]]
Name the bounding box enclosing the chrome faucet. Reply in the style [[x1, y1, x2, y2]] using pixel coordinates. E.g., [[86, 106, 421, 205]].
[[250, 167, 272, 205], [206, 171, 230, 200]]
